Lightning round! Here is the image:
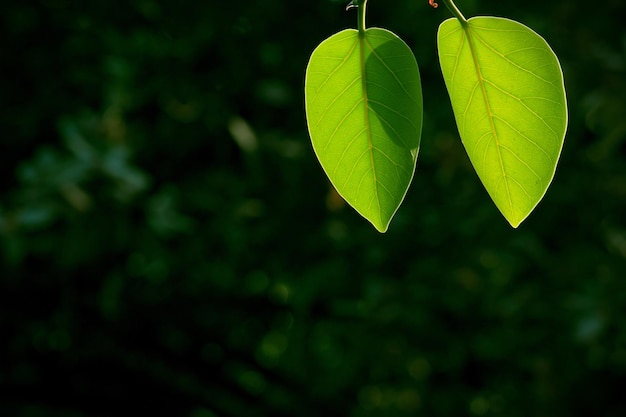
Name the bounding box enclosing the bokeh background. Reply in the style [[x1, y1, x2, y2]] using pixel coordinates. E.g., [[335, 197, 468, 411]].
[[1, 0, 626, 416]]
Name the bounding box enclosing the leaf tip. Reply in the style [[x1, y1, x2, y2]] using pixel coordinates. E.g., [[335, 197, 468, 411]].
[[506, 213, 527, 229], [374, 223, 389, 233]]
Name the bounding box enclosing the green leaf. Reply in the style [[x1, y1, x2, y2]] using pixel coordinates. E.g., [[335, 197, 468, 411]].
[[437, 17, 567, 227], [305, 28, 422, 232]]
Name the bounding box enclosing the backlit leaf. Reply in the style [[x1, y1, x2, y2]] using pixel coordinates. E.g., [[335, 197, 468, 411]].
[[438, 17, 567, 227], [305, 28, 422, 232]]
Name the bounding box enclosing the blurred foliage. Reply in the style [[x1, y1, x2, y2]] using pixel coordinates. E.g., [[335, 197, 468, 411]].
[[1, 0, 626, 416]]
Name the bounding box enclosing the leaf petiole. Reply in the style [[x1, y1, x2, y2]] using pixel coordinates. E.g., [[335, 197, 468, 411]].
[[358, 0, 368, 35], [439, 0, 467, 26], [346, 0, 367, 35]]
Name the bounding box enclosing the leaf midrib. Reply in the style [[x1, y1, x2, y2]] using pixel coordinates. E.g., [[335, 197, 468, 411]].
[[359, 31, 381, 226], [463, 22, 514, 214]]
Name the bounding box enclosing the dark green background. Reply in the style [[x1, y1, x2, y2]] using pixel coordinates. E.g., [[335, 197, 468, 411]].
[[1, 0, 625, 416]]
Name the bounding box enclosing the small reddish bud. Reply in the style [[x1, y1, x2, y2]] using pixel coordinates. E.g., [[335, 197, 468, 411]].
[[429, 0, 438, 8]]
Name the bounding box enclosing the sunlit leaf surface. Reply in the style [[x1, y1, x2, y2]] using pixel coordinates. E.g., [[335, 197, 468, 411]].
[[306, 28, 422, 232], [438, 17, 567, 227]]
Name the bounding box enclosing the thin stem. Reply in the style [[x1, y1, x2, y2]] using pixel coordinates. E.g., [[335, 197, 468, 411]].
[[358, 0, 368, 36], [440, 0, 467, 26]]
